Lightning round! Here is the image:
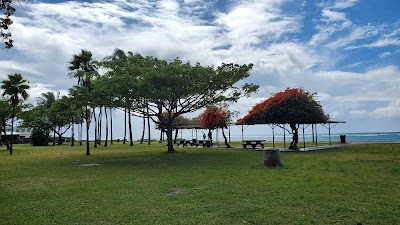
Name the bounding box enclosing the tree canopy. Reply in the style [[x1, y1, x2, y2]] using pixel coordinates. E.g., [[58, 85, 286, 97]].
[[239, 87, 329, 149], [99, 49, 258, 153], [239, 87, 328, 125]]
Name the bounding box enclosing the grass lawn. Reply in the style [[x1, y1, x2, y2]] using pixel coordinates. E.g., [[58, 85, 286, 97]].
[[0, 142, 399, 224]]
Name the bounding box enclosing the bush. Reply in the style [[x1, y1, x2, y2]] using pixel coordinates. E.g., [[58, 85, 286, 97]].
[[30, 128, 50, 146]]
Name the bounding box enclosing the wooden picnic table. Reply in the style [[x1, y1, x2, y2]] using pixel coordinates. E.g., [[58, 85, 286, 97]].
[[242, 140, 266, 149], [177, 139, 213, 148]]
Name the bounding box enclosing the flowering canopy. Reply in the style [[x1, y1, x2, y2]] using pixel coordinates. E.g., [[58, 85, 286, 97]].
[[238, 88, 329, 125], [201, 106, 229, 129]]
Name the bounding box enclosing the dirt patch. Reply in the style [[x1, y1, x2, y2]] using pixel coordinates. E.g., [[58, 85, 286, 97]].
[[79, 163, 101, 167], [165, 187, 184, 196]]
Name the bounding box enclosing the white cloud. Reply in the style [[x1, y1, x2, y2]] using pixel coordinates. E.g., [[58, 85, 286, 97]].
[[379, 52, 391, 58], [322, 9, 347, 22]]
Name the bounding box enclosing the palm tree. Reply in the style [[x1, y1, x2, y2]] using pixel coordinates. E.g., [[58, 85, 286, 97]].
[[38, 91, 57, 145], [1, 73, 30, 155], [68, 49, 98, 155]]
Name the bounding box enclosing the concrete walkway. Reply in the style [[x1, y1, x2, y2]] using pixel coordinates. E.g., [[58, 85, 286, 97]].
[[228, 144, 347, 152]]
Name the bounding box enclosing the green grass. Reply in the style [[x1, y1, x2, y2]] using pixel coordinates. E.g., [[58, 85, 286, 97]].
[[0, 142, 399, 224]]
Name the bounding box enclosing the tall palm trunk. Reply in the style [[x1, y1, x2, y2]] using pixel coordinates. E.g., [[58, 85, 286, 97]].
[[123, 108, 127, 144], [79, 120, 83, 146], [128, 108, 133, 146], [98, 108, 102, 145], [9, 101, 16, 155], [85, 105, 90, 155], [71, 117, 74, 146], [104, 106, 108, 147], [110, 108, 113, 144], [93, 107, 97, 148]]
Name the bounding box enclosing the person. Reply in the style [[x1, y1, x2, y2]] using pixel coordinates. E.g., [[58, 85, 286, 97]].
[[203, 133, 206, 140]]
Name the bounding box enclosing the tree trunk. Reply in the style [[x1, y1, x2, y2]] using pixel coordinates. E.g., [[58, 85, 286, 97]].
[[0, 125, 2, 147], [147, 106, 151, 144], [140, 116, 145, 144], [93, 108, 97, 148], [79, 120, 83, 146], [123, 107, 127, 144], [97, 108, 102, 145], [71, 117, 74, 146], [110, 108, 113, 145], [289, 123, 299, 149], [128, 108, 133, 146], [166, 125, 176, 153], [85, 105, 90, 155], [221, 128, 231, 148], [159, 129, 163, 143], [52, 128, 56, 146], [174, 129, 178, 143], [58, 129, 63, 145], [2, 120, 10, 150], [9, 103, 15, 155], [263, 149, 282, 167], [104, 107, 108, 147]]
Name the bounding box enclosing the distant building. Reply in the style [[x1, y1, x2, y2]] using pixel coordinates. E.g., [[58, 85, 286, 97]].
[[1, 126, 32, 144]]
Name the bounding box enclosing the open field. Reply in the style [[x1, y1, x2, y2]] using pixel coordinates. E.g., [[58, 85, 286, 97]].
[[0, 142, 399, 224]]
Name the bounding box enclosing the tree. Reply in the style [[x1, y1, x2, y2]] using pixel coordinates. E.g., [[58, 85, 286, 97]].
[[1, 73, 30, 154], [200, 104, 233, 148], [1, 0, 16, 48], [29, 118, 51, 146], [137, 57, 258, 153], [99, 49, 258, 153], [0, 98, 11, 148], [239, 87, 329, 149], [56, 95, 82, 146], [37, 91, 57, 145], [0, 0, 28, 48], [68, 49, 98, 155]]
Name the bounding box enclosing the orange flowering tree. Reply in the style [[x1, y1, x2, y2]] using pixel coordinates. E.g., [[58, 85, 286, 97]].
[[201, 104, 232, 148], [238, 88, 329, 149]]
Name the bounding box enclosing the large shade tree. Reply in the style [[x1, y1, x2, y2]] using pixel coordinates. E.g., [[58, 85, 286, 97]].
[[1, 73, 30, 154], [99, 49, 258, 153], [138, 58, 258, 153], [239, 87, 329, 149]]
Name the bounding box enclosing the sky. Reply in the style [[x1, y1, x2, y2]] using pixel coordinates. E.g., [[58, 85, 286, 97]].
[[1, 0, 399, 139]]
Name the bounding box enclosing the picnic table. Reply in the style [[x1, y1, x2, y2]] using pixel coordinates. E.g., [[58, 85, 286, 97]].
[[177, 139, 213, 148], [242, 140, 266, 149], [177, 140, 190, 147]]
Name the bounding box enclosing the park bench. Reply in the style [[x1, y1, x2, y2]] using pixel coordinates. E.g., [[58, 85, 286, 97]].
[[242, 140, 265, 149], [176, 140, 190, 147]]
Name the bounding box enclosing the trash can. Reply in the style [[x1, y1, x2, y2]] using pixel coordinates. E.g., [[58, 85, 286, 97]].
[[340, 135, 346, 143]]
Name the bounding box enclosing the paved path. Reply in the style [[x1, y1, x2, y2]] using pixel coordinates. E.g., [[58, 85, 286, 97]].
[[227, 144, 348, 152]]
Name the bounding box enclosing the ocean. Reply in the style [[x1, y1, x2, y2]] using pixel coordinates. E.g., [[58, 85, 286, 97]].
[[223, 132, 400, 143]]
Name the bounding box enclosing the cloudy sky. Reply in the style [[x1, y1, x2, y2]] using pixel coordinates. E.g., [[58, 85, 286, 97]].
[[1, 0, 399, 138]]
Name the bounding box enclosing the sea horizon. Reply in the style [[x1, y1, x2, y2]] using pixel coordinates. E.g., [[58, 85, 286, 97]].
[[209, 131, 400, 143]]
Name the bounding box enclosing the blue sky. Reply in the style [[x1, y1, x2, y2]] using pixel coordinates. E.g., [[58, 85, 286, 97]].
[[1, 0, 399, 139]]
